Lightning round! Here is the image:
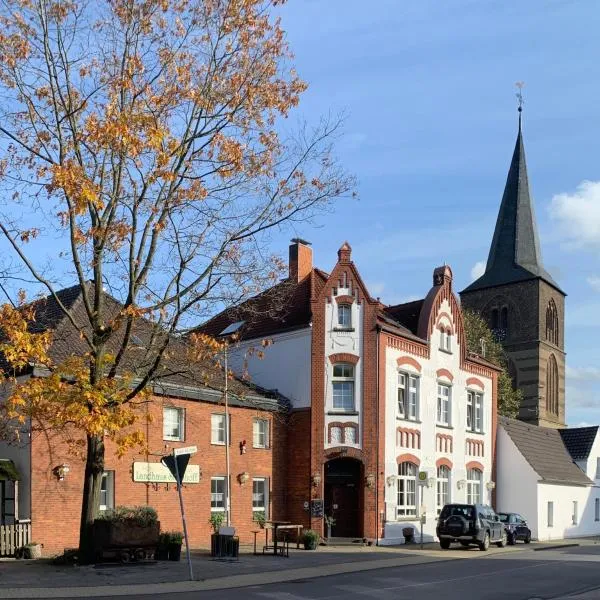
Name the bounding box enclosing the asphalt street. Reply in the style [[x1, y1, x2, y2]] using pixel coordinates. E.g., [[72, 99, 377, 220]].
[[36, 544, 600, 600]]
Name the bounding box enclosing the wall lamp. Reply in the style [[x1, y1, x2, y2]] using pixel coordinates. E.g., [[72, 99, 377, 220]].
[[52, 464, 70, 481], [456, 479, 466, 490], [486, 481, 496, 491], [312, 473, 322, 488]]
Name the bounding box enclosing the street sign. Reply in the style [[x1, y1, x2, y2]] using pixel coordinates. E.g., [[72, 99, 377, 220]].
[[161, 453, 191, 482], [173, 445, 197, 456], [418, 471, 428, 484]]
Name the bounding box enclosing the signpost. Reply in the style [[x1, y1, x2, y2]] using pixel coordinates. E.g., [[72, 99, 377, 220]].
[[162, 446, 197, 581]]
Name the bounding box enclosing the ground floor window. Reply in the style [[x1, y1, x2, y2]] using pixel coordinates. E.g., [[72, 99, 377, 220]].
[[436, 465, 450, 513], [211, 476, 227, 511], [99, 471, 115, 511], [397, 462, 417, 517], [595, 498, 599, 522], [466, 468, 482, 504], [547, 501, 554, 528], [252, 478, 269, 517], [572, 501, 578, 525]]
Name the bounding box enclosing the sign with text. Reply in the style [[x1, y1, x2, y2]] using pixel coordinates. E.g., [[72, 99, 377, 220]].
[[311, 499, 324, 518], [133, 461, 201, 484], [174, 445, 197, 456]]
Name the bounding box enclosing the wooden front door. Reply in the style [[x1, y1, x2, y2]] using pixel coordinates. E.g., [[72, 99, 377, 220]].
[[324, 458, 361, 538]]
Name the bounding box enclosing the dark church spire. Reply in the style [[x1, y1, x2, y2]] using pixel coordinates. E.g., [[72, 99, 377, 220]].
[[463, 97, 563, 294]]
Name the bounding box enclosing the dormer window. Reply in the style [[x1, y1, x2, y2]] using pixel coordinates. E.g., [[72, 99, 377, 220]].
[[338, 304, 352, 328], [440, 328, 452, 352]]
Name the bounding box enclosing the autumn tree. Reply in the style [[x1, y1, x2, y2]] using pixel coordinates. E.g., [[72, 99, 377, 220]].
[[0, 0, 353, 561], [462, 308, 522, 418]]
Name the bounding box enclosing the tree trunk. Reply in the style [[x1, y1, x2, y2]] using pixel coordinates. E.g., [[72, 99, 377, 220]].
[[79, 434, 105, 564]]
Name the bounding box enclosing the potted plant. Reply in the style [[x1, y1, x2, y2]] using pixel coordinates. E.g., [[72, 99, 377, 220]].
[[302, 529, 319, 550], [324, 515, 336, 539], [157, 532, 170, 561], [253, 510, 266, 528], [167, 531, 183, 561], [20, 542, 42, 559], [209, 512, 226, 556]]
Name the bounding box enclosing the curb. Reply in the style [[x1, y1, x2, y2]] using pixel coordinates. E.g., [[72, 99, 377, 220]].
[[533, 543, 580, 552]]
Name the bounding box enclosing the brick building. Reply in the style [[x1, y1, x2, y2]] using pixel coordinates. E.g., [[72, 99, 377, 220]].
[[201, 240, 499, 544], [0, 286, 288, 555]]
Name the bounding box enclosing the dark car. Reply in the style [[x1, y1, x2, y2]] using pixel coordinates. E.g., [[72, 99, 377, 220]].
[[436, 503, 507, 551], [498, 512, 532, 545]]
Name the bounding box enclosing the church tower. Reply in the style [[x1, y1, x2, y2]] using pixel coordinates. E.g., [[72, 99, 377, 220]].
[[460, 109, 566, 428]]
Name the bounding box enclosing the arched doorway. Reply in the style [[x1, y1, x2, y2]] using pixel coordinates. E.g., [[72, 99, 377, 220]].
[[324, 458, 362, 538]]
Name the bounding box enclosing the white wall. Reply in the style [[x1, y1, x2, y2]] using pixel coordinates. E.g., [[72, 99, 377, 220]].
[[496, 426, 539, 538], [580, 431, 600, 482], [227, 328, 311, 408], [537, 482, 600, 541], [381, 299, 494, 544]]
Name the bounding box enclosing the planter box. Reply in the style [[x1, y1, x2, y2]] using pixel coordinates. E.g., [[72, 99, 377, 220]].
[[93, 520, 160, 551]]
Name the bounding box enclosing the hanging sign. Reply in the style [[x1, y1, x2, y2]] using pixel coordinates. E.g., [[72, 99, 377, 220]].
[[133, 461, 201, 484]]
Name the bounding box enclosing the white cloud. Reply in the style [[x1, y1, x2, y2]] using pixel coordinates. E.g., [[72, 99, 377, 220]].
[[587, 276, 600, 293], [470, 260, 486, 281], [566, 365, 600, 382], [367, 281, 385, 298], [576, 421, 592, 427], [549, 180, 600, 249]]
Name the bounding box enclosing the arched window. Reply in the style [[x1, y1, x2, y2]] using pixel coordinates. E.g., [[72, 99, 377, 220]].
[[546, 354, 559, 415], [500, 306, 508, 332], [546, 299, 559, 346], [437, 465, 450, 513], [466, 468, 482, 504], [490, 309, 499, 330], [397, 462, 417, 517], [332, 364, 354, 412], [338, 304, 352, 328]]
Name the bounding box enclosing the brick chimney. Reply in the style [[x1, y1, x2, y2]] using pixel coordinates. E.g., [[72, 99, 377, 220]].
[[289, 238, 313, 282]]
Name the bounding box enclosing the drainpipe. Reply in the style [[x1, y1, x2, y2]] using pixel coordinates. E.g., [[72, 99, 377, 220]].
[[375, 324, 381, 546]]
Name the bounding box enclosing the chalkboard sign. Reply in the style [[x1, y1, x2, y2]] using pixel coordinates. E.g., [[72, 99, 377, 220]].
[[311, 499, 324, 518]]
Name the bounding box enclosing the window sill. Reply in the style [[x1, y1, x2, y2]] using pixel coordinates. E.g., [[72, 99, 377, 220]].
[[164, 438, 184, 442], [436, 423, 454, 430], [211, 508, 226, 512], [395, 516, 418, 522], [328, 411, 359, 416], [439, 348, 453, 355], [396, 416, 421, 424], [252, 445, 271, 450], [333, 327, 355, 333], [466, 429, 485, 436], [211, 442, 227, 446]]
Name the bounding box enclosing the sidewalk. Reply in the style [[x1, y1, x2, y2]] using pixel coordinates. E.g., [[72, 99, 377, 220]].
[[0, 539, 595, 599]]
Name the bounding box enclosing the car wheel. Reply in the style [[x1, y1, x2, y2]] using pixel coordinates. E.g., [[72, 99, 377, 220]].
[[439, 539, 451, 549], [507, 532, 516, 545], [524, 532, 531, 544], [479, 532, 490, 552], [496, 531, 507, 548]]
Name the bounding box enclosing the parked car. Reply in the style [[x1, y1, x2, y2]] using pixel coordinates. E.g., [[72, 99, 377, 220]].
[[436, 503, 507, 551], [498, 512, 532, 545]]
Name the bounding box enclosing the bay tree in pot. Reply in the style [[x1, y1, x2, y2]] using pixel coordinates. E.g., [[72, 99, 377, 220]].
[[167, 531, 183, 561], [302, 529, 319, 550]]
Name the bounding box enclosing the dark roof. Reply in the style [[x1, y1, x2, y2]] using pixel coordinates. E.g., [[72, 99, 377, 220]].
[[383, 299, 425, 336], [2, 285, 287, 412], [197, 269, 328, 341], [500, 417, 593, 486], [559, 426, 599, 461], [462, 121, 564, 295]]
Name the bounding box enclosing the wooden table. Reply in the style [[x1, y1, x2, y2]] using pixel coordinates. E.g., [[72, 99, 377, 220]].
[[264, 520, 291, 556]]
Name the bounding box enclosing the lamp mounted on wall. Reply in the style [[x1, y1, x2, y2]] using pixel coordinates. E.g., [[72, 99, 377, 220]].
[[456, 479, 466, 490], [52, 464, 70, 481], [386, 475, 396, 487], [237, 471, 250, 485], [365, 473, 376, 489], [311, 473, 322, 488], [486, 481, 496, 491]]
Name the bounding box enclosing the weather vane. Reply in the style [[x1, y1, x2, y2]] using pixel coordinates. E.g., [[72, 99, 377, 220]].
[[515, 81, 525, 113]]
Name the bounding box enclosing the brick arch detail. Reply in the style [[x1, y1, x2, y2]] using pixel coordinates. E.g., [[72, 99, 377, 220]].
[[396, 356, 422, 372], [436, 311, 455, 334], [466, 460, 484, 472], [436, 368, 454, 382], [324, 447, 365, 462], [396, 453, 420, 466], [436, 457, 453, 470], [334, 294, 355, 305], [328, 353, 359, 365], [466, 377, 485, 390]]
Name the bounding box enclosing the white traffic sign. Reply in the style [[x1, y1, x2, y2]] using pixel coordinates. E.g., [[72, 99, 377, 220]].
[[174, 445, 197, 456]]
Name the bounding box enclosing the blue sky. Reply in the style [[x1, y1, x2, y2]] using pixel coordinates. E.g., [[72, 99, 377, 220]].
[[272, 0, 600, 425]]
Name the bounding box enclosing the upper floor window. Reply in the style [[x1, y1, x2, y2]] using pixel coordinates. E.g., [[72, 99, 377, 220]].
[[332, 364, 355, 412], [466, 391, 483, 433], [437, 384, 451, 426], [546, 299, 559, 346], [490, 309, 499, 330], [466, 468, 482, 504], [99, 471, 115, 512], [436, 465, 450, 513], [338, 304, 352, 328], [397, 462, 417, 517], [440, 329, 452, 352], [546, 354, 559, 416], [398, 372, 419, 421], [211, 413, 230, 445], [500, 306, 508, 331], [253, 418, 269, 448], [163, 407, 185, 441]]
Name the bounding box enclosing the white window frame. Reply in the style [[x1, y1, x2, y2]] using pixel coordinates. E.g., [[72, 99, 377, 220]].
[[332, 363, 355, 412], [436, 465, 450, 513], [547, 501, 554, 528], [344, 425, 357, 444], [211, 476, 227, 511], [338, 304, 352, 328], [445, 331, 452, 351], [163, 406, 185, 442], [398, 372, 419, 421], [437, 384, 451, 426], [466, 468, 482, 504], [253, 418, 269, 449], [211, 413, 230, 445], [252, 477, 269, 516], [397, 462, 417, 518], [573, 501, 578, 525], [99, 471, 115, 512], [466, 391, 484, 433]]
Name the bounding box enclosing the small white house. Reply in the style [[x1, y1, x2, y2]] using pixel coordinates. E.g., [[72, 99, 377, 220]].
[[497, 417, 600, 541]]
